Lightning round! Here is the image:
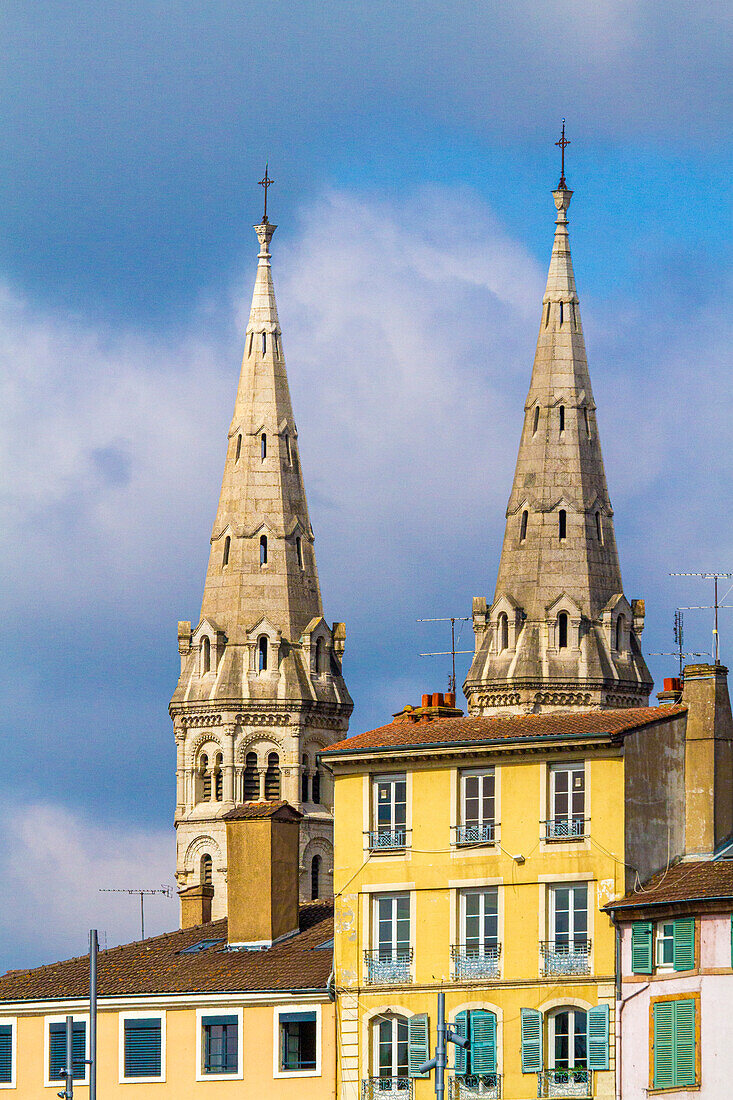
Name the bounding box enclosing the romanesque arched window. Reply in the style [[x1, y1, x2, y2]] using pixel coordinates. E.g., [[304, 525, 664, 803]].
[[301, 754, 310, 803], [200, 754, 211, 800], [260, 535, 268, 566], [201, 853, 212, 886], [258, 635, 268, 672], [222, 536, 230, 568], [559, 509, 567, 540], [558, 611, 569, 649], [312, 766, 321, 805], [311, 855, 321, 900], [243, 752, 258, 800], [201, 635, 211, 674], [520, 510, 528, 542], [265, 752, 281, 799]]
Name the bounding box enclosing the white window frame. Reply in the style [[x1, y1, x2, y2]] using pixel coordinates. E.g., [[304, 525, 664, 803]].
[[655, 920, 675, 970], [196, 1007, 243, 1082], [272, 1003, 322, 1079], [118, 1010, 166, 1085], [460, 769, 496, 831], [373, 892, 411, 956], [44, 1014, 90, 1088], [547, 1007, 588, 1070], [372, 1012, 409, 1079], [550, 764, 585, 825], [0, 1017, 16, 1090], [372, 774, 407, 836], [549, 883, 588, 949], [460, 887, 499, 953]]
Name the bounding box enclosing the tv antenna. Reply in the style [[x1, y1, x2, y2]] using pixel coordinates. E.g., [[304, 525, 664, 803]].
[[99, 885, 174, 940], [649, 609, 706, 677], [669, 573, 733, 664], [418, 616, 472, 694]]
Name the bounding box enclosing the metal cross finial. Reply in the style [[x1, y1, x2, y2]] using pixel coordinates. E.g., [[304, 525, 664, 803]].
[[555, 120, 570, 190], [258, 164, 274, 224]]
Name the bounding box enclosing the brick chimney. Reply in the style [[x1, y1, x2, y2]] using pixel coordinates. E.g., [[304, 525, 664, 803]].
[[179, 882, 214, 928], [681, 663, 733, 855], [222, 801, 303, 948]]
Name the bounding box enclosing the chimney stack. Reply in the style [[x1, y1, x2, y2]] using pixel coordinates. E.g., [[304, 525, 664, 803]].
[[222, 801, 303, 947], [179, 882, 214, 928], [681, 663, 733, 855]]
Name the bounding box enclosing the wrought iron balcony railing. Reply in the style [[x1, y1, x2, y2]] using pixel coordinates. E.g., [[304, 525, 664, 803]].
[[364, 949, 413, 984], [539, 940, 591, 976], [453, 823, 497, 847], [537, 1068, 592, 1098], [542, 818, 588, 841], [368, 829, 409, 851], [362, 1077, 413, 1098], [450, 1073, 501, 1098], [451, 944, 501, 981]]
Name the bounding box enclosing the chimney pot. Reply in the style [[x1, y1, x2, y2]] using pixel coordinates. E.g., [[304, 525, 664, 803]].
[[432, 692, 442, 707], [445, 691, 456, 707], [422, 694, 430, 708]]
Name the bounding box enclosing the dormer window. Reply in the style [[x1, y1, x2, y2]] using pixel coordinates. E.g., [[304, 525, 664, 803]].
[[498, 612, 509, 652], [201, 636, 211, 674], [520, 510, 528, 542], [315, 636, 327, 675], [222, 536, 230, 568], [559, 405, 565, 433], [558, 611, 569, 649], [258, 635, 268, 672], [559, 509, 567, 541], [260, 535, 268, 566], [261, 433, 267, 461]]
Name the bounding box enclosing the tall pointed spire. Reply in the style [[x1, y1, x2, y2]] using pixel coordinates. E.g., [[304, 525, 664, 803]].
[[171, 201, 352, 918], [465, 161, 652, 716]]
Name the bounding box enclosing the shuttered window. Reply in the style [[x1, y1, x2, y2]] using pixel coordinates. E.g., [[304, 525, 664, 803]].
[[587, 1004, 609, 1071], [521, 1008, 543, 1072], [452, 1010, 497, 1076], [631, 921, 653, 974], [653, 999, 696, 1088], [202, 1015, 238, 1075], [123, 1017, 162, 1079], [49, 1021, 86, 1081], [672, 919, 695, 971], [0, 1024, 12, 1085], [407, 1013, 430, 1078]]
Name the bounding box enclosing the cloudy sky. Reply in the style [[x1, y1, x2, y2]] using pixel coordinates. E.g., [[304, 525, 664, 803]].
[[0, 1, 731, 970]]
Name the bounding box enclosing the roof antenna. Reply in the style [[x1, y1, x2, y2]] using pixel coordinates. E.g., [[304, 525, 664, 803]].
[[670, 573, 733, 665], [99, 885, 174, 940], [649, 610, 706, 677], [417, 616, 471, 695]]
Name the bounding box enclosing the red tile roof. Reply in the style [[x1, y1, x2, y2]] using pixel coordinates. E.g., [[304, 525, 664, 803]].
[[607, 860, 733, 912], [222, 800, 302, 821], [0, 902, 333, 1002], [321, 706, 687, 756]]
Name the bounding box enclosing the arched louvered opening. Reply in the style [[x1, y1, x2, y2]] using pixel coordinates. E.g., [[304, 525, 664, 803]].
[[258, 635, 268, 672], [235, 434, 242, 462], [296, 536, 303, 569], [559, 404, 565, 432], [312, 766, 321, 805], [243, 752, 258, 800], [201, 635, 211, 674], [214, 753, 223, 801], [261, 433, 267, 460], [265, 752, 281, 799], [315, 636, 327, 675], [260, 535, 268, 566], [533, 405, 540, 434], [559, 510, 567, 540], [200, 754, 211, 800], [520, 510, 528, 542], [200, 854, 213, 886], [222, 536, 230, 568], [498, 612, 509, 652], [301, 754, 310, 803], [310, 855, 321, 900], [616, 615, 626, 652], [558, 612, 569, 650]]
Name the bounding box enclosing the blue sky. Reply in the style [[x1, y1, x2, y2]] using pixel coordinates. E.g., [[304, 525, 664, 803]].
[[0, 1, 731, 969]]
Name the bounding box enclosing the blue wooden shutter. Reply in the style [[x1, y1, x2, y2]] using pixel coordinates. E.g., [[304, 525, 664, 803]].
[[49, 1022, 86, 1081], [0, 1025, 12, 1084], [408, 1013, 430, 1078], [470, 1011, 497, 1075], [631, 921, 653, 973], [454, 1011, 468, 1075], [673, 919, 695, 971], [520, 1008, 542, 1072], [653, 1002, 675, 1089], [674, 1000, 696, 1086], [124, 1017, 162, 1078], [587, 1004, 609, 1071]]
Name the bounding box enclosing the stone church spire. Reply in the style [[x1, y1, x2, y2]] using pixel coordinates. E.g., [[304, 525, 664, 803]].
[[171, 211, 353, 919], [465, 172, 652, 716]]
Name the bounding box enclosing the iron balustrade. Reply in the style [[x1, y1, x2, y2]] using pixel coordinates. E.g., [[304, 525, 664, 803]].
[[450, 1074, 501, 1099], [451, 944, 501, 980], [453, 823, 497, 847], [537, 1069, 592, 1098], [539, 940, 591, 976], [368, 829, 409, 851], [542, 818, 588, 841], [362, 1078, 413, 1098], [364, 949, 413, 984]]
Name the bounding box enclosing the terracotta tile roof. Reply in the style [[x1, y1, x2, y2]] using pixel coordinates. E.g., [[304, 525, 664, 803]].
[[0, 901, 333, 1002], [607, 860, 733, 912], [221, 800, 302, 821], [321, 706, 687, 756]]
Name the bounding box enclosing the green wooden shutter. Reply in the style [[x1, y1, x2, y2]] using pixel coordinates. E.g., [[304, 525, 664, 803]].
[[470, 1011, 497, 1075], [520, 1008, 542, 1073], [124, 1018, 162, 1079], [653, 1002, 675, 1089], [454, 1011, 468, 1075], [0, 1025, 12, 1084], [587, 1004, 609, 1071], [673, 1000, 696, 1086], [673, 919, 695, 971], [408, 1013, 430, 1078], [49, 1022, 86, 1081], [631, 921, 653, 974]]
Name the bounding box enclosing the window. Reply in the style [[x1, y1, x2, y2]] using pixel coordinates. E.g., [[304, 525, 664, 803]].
[[653, 998, 697, 1089], [559, 404, 565, 432], [548, 763, 585, 839], [559, 301, 564, 326], [122, 1015, 163, 1081], [214, 753, 223, 801], [201, 635, 211, 674], [497, 612, 509, 652], [248, 333, 253, 356], [459, 768, 495, 845], [200, 754, 211, 800], [258, 634, 268, 671], [558, 509, 567, 540], [311, 855, 321, 900], [262, 332, 267, 355], [549, 884, 588, 952], [371, 774, 407, 849], [595, 511, 602, 542], [243, 752, 258, 800], [454, 1010, 497, 1079], [315, 636, 327, 675], [558, 611, 568, 649], [657, 921, 675, 968], [366, 894, 412, 983], [296, 535, 303, 568], [373, 1013, 408, 1084], [456, 888, 499, 978], [301, 755, 310, 803], [260, 534, 268, 566], [312, 766, 321, 805], [533, 405, 540, 433], [633, 919, 695, 974], [235, 433, 242, 461], [265, 752, 281, 799], [201, 854, 212, 885], [520, 510, 528, 542], [222, 535, 230, 567], [571, 302, 577, 330], [615, 615, 625, 652], [273, 333, 279, 358], [274, 1007, 321, 1078], [521, 1006, 609, 1077], [584, 407, 590, 437], [201, 1014, 238, 1076], [0, 1021, 13, 1087], [284, 433, 292, 464], [48, 1019, 87, 1083], [261, 432, 267, 460], [545, 303, 551, 328], [549, 1008, 587, 1070]]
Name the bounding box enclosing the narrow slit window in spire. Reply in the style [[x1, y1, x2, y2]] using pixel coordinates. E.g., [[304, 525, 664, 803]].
[[498, 612, 509, 653], [273, 333, 279, 358], [595, 512, 603, 543], [296, 536, 303, 569], [559, 405, 565, 433], [559, 301, 564, 326], [558, 612, 569, 650], [571, 301, 577, 329], [559, 509, 567, 540], [261, 433, 267, 461], [235, 434, 242, 462], [248, 333, 253, 356], [261, 332, 267, 355], [315, 636, 327, 675], [201, 636, 211, 674], [520, 510, 528, 542], [584, 408, 590, 438], [222, 536, 230, 568], [284, 433, 291, 464], [615, 615, 625, 652], [258, 635, 268, 672], [545, 303, 551, 328], [533, 406, 540, 435], [260, 535, 268, 566]]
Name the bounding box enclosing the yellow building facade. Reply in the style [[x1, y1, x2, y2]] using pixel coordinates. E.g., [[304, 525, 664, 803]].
[[323, 700, 689, 1100]]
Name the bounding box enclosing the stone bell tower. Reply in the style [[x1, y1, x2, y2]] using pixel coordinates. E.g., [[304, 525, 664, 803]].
[[465, 157, 652, 716], [171, 207, 353, 919]]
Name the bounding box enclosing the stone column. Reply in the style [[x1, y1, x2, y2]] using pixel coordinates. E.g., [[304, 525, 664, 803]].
[[174, 729, 186, 814], [222, 724, 236, 803]]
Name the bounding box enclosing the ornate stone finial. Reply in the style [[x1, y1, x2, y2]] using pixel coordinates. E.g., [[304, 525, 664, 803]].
[[555, 120, 571, 190], [254, 220, 277, 257]]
